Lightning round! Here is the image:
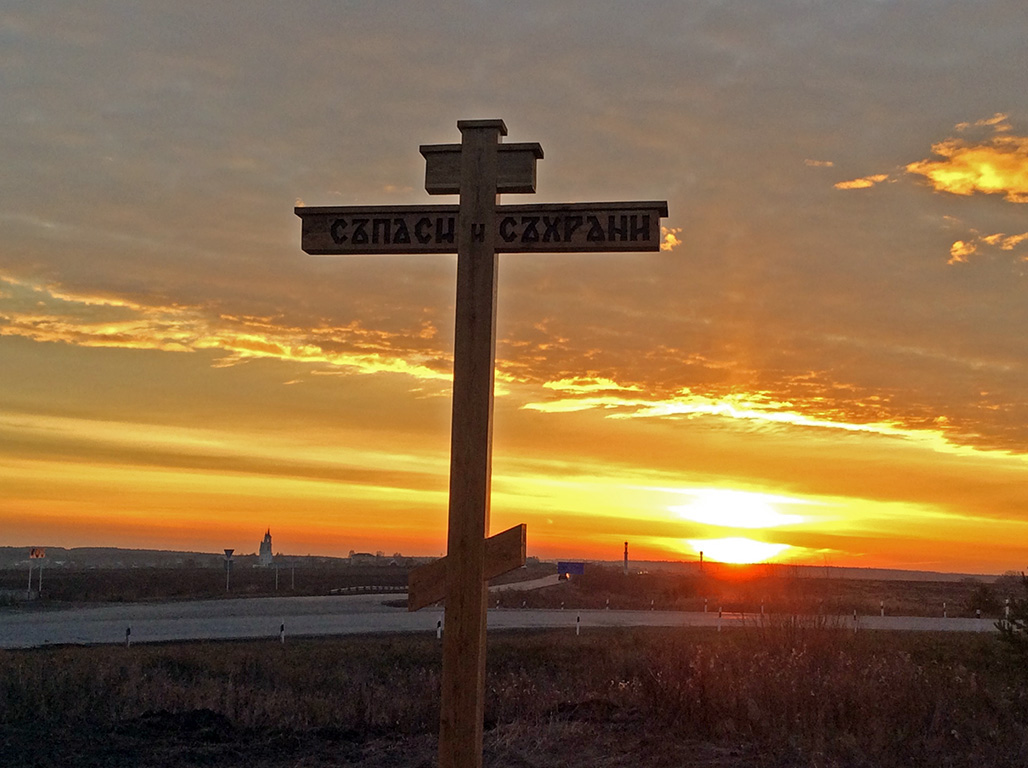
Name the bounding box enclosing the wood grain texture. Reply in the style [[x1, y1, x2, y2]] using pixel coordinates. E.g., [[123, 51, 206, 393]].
[[438, 119, 504, 768]]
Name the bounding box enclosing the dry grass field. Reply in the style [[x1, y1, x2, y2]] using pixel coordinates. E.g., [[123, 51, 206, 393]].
[[3, 622, 1028, 767], [503, 564, 1017, 619], [0, 563, 409, 605], [4, 564, 1027, 766], [4, 561, 1016, 620]]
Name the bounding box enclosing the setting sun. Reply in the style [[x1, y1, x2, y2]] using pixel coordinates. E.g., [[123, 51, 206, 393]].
[[685, 537, 790, 564], [671, 488, 805, 563]]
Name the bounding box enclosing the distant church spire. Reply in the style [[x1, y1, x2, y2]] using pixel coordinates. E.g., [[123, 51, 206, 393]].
[[258, 529, 273, 567]]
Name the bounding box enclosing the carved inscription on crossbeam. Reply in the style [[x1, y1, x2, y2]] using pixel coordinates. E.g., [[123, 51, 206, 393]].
[[295, 201, 669, 255]]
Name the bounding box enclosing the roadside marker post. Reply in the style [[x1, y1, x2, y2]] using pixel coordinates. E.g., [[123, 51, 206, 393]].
[[224, 549, 234, 593], [297, 119, 667, 768], [28, 548, 45, 600]]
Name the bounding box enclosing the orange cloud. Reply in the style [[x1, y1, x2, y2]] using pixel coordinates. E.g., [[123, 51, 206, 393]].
[[834, 173, 889, 190], [948, 240, 976, 264], [543, 376, 642, 394], [906, 134, 1028, 203], [521, 383, 1020, 463], [954, 113, 1012, 133], [0, 272, 452, 385], [660, 226, 683, 251], [947, 230, 1028, 264]]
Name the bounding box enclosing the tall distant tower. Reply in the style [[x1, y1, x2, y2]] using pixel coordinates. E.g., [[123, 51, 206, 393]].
[[623, 541, 629, 575], [258, 529, 273, 567]]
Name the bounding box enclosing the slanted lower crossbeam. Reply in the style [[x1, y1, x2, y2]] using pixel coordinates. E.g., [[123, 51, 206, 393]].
[[407, 524, 526, 612]]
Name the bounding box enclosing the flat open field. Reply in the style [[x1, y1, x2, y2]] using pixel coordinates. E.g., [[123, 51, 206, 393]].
[[4, 625, 1028, 767], [3, 562, 1018, 619], [4, 565, 1026, 765]]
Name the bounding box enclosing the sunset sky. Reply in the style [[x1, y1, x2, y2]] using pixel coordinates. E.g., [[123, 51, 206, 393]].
[[3, 2, 1027, 573]]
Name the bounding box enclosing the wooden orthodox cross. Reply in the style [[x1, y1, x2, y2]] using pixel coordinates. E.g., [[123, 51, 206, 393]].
[[296, 119, 667, 768]]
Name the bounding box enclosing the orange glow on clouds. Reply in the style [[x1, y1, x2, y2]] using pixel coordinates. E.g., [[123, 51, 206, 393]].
[[948, 231, 1028, 264], [0, 272, 452, 384], [523, 382, 980, 459], [906, 119, 1028, 203], [660, 226, 683, 251], [834, 173, 889, 190]]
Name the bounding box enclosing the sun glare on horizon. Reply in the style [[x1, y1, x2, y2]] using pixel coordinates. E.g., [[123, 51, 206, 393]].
[[685, 537, 791, 564], [672, 488, 809, 564]]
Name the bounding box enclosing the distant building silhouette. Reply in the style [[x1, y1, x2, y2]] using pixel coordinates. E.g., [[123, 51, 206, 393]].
[[349, 551, 379, 566], [258, 529, 274, 567]]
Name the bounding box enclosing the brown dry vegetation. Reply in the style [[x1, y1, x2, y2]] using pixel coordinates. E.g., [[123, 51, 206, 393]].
[[0, 564, 408, 604], [3, 623, 1028, 767], [502, 565, 1019, 619], [4, 562, 1017, 620]]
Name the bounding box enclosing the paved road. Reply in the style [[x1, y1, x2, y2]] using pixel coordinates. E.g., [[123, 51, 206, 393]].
[[0, 594, 1001, 649]]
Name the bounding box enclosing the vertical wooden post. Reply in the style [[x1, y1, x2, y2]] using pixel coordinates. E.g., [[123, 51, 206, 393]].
[[438, 119, 504, 768], [295, 120, 666, 768]]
